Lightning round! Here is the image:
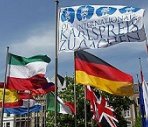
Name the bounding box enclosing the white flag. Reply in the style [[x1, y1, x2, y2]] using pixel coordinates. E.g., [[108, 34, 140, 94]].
[[59, 5, 146, 52]]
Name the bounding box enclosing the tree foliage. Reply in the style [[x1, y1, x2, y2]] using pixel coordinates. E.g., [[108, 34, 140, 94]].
[[134, 113, 142, 127], [46, 76, 133, 127]]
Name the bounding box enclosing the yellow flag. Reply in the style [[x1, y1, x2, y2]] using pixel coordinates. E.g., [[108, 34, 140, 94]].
[[0, 88, 19, 103], [0, 88, 22, 107]]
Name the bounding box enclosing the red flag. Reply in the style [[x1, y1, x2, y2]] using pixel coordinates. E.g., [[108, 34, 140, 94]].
[[64, 102, 75, 114], [18, 90, 33, 99], [31, 82, 55, 96], [86, 86, 118, 127]]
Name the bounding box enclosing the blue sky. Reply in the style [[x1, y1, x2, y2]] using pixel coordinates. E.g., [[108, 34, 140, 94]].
[[0, 0, 148, 83]]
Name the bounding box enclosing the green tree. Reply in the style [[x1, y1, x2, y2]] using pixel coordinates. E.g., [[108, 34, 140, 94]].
[[134, 113, 142, 127], [46, 76, 133, 127]]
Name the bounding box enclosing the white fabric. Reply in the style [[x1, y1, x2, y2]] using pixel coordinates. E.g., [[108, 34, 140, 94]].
[[9, 61, 48, 78], [57, 96, 72, 114], [59, 5, 145, 52]]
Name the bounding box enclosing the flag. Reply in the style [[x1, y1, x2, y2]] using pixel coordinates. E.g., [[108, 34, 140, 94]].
[[139, 82, 146, 127], [138, 74, 146, 127], [59, 5, 146, 52], [7, 53, 50, 91], [139, 59, 148, 127], [142, 80, 148, 126], [0, 88, 22, 108], [0, 82, 3, 87], [86, 86, 118, 127], [22, 99, 36, 107], [47, 92, 75, 114], [18, 80, 55, 96], [18, 90, 33, 99], [31, 82, 55, 96], [50, 74, 66, 92], [4, 105, 42, 115], [1, 83, 34, 99], [4, 98, 41, 115], [75, 50, 134, 96], [57, 74, 67, 91]]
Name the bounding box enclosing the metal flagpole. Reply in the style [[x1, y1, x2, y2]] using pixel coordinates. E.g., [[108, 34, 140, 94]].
[[27, 93, 30, 127], [0, 47, 9, 127], [84, 86, 87, 127], [74, 51, 77, 127], [139, 58, 143, 82], [44, 95, 48, 127], [36, 112, 39, 127], [54, 0, 59, 126], [34, 112, 37, 127], [91, 119, 94, 127], [74, 81, 77, 127], [43, 105, 46, 127], [19, 115, 22, 127], [24, 114, 27, 127], [35, 112, 37, 127], [134, 74, 140, 119]]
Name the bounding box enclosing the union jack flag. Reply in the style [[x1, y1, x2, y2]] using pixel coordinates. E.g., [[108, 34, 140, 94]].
[[86, 86, 118, 127]]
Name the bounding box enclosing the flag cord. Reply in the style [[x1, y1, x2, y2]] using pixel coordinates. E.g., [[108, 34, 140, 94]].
[[0, 47, 9, 127]]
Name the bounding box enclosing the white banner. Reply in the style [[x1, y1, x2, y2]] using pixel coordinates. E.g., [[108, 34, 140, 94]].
[[59, 5, 146, 52]]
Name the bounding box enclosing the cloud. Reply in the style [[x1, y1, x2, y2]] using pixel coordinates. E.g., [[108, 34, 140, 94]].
[[0, 9, 148, 81], [9, 26, 55, 57], [0, 25, 56, 80]]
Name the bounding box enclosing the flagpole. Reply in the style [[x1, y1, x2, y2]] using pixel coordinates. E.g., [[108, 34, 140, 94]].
[[74, 75, 77, 127], [35, 112, 37, 127], [74, 51, 77, 127], [91, 119, 94, 127], [0, 47, 9, 127], [134, 74, 140, 119], [37, 112, 39, 127], [44, 96, 47, 127], [84, 86, 87, 127], [144, 35, 148, 54], [19, 115, 22, 127], [139, 58, 143, 82], [24, 114, 27, 127], [27, 94, 30, 127], [54, 0, 59, 126]]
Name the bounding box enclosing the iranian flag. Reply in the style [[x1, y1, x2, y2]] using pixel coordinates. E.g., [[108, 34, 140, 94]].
[[47, 92, 75, 115], [7, 53, 51, 91]]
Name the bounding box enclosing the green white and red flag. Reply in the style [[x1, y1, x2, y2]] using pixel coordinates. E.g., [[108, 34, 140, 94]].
[[7, 53, 51, 91]]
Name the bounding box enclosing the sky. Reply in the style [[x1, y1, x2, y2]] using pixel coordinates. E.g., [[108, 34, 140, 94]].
[[0, 0, 148, 83]]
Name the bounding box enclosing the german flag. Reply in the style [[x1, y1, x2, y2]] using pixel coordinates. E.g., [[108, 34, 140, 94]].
[[75, 50, 134, 96]]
